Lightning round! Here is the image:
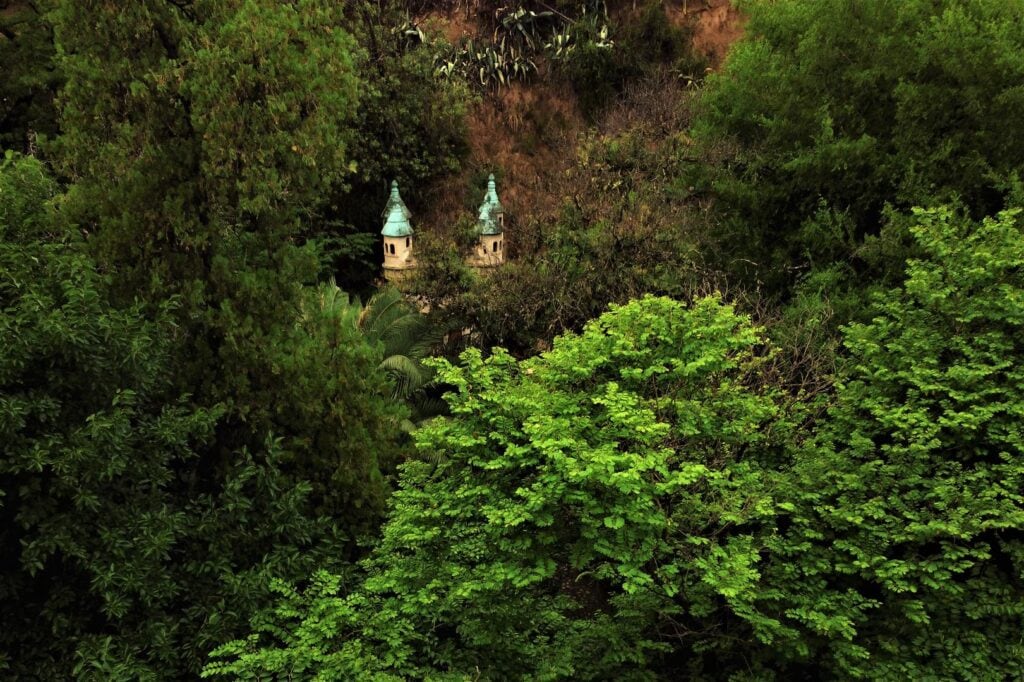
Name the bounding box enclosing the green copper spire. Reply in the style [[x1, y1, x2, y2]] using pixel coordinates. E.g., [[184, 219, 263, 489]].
[[477, 173, 503, 236], [485, 174, 502, 212], [381, 180, 413, 237]]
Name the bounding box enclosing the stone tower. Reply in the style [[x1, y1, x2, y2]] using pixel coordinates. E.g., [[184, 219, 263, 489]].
[[470, 174, 505, 268], [381, 180, 415, 280]]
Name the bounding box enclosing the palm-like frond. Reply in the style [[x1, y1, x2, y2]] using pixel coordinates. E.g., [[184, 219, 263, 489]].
[[310, 281, 450, 430], [407, 394, 448, 422], [360, 286, 444, 361], [307, 278, 362, 329], [359, 288, 410, 342], [379, 353, 434, 401]]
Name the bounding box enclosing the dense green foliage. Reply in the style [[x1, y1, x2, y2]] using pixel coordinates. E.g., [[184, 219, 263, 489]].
[[698, 0, 1024, 290], [762, 207, 1024, 678], [206, 208, 1024, 681], [50, 0, 363, 427], [0, 2, 59, 153], [0, 154, 379, 677], [4, 0, 1024, 678], [1, 1, 418, 675], [206, 294, 792, 678]]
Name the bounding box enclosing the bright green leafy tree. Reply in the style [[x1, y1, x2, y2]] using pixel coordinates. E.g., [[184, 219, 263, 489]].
[[205, 295, 795, 679], [208, 206, 1024, 679], [758, 206, 1024, 678]]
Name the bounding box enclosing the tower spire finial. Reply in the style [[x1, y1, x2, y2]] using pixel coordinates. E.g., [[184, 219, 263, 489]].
[[382, 180, 412, 237]]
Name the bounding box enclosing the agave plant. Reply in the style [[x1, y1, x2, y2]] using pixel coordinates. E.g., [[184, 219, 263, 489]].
[[434, 37, 537, 90], [429, 2, 617, 90], [433, 49, 460, 79], [545, 29, 576, 59], [395, 17, 426, 49], [496, 7, 555, 50]]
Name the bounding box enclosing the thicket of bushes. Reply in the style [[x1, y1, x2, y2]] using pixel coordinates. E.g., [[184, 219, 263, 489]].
[[2, 0, 1023, 679]]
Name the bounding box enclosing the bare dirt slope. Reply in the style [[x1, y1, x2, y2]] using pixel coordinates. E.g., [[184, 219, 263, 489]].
[[674, 0, 746, 67], [417, 1, 745, 237]]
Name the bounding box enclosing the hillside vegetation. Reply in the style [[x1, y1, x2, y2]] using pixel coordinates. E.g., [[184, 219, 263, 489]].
[[2, 1, 1023, 679]]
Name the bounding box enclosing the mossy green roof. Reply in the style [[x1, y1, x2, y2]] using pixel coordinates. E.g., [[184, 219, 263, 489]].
[[477, 174, 503, 236], [381, 180, 413, 237]]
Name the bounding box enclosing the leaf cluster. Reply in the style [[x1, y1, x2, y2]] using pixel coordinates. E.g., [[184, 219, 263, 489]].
[[696, 0, 1024, 293], [209, 206, 1024, 679], [0, 154, 356, 678]]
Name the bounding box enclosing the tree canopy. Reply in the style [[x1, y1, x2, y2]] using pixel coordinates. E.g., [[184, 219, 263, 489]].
[[697, 0, 1024, 290], [0, 153, 344, 677], [206, 208, 1024, 679], [3, 1, 1024, 678]]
